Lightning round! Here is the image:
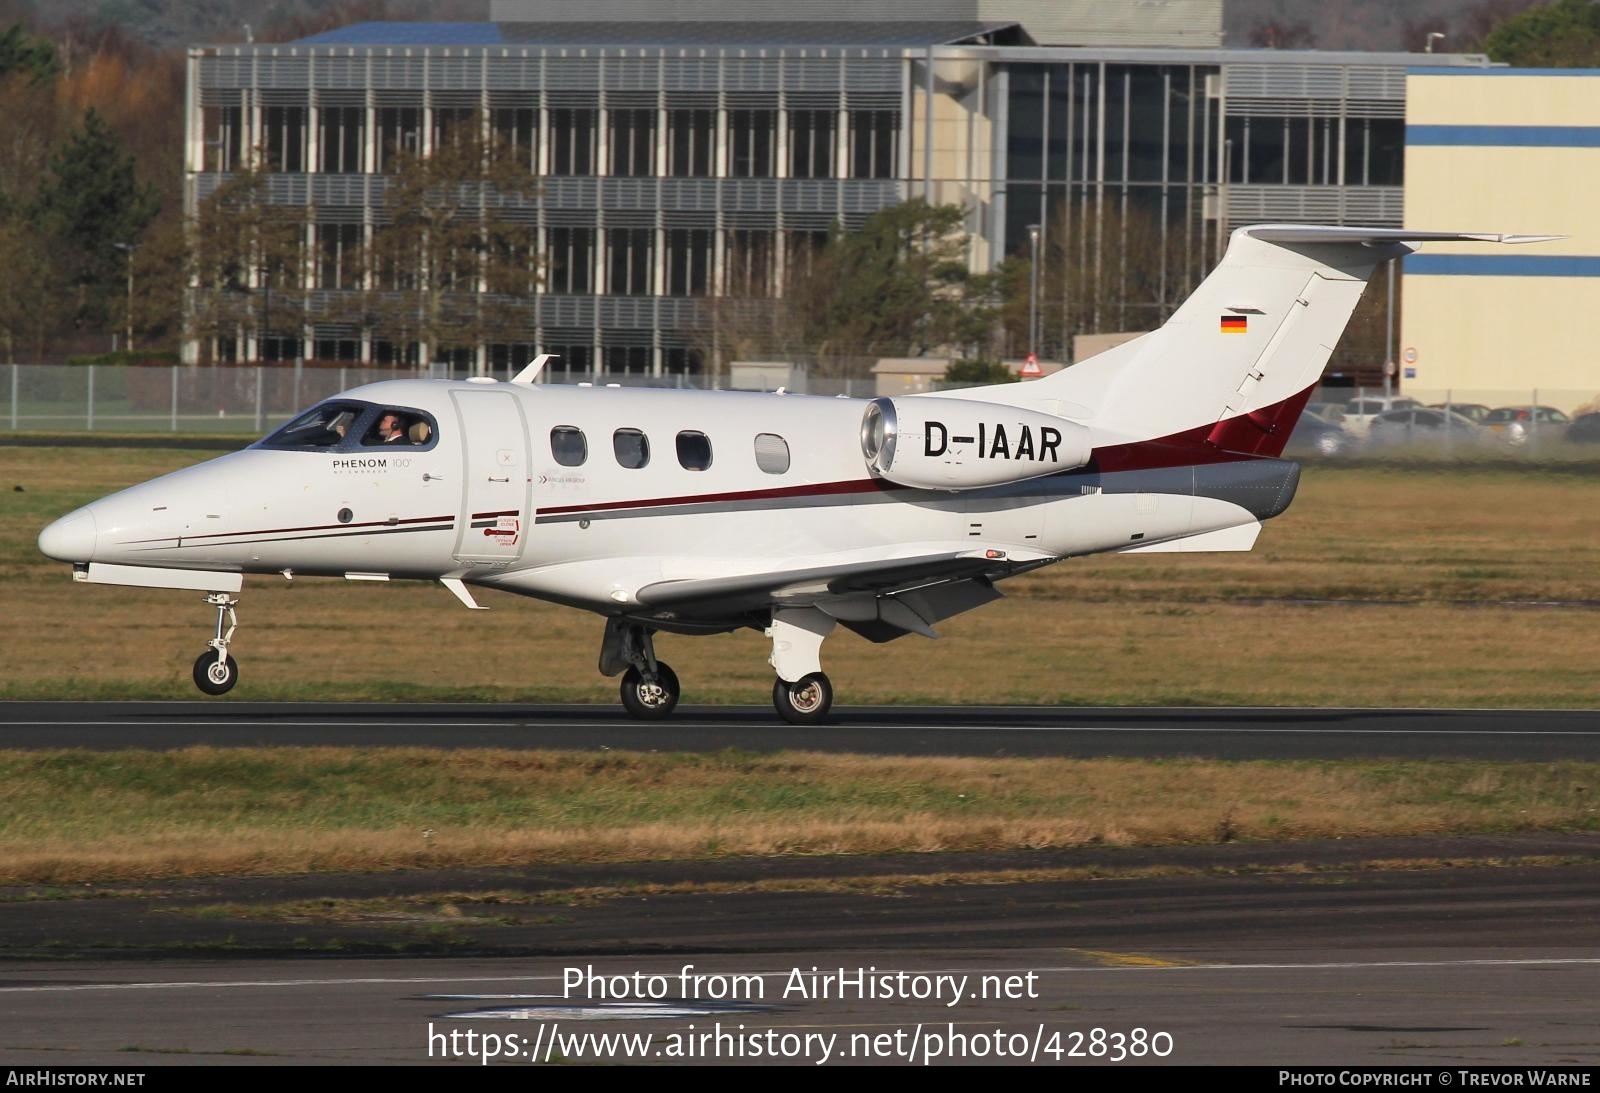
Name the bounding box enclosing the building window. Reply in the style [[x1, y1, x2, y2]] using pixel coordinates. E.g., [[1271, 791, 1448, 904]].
[[551, 426, 587, 466], [663, 347, 703, 374], [318, 106, 363, 173], [676, 431, 712, 471], [491, 106, 539, 171], [666, 228, 711, 296], [789, 109, 835, 178], [377, 106, 422, 171], [263, 105, 307, 172], [604, 346, 651, 374], [754, 433, 790, 474], [202, 105, 246, 172], [432, 107, 475, 150], [607, 228, 652, 296], [729, 109, 775, 178], [849, 110, 897, 179], [610, 108, 656, 177], [726, 229, 771, 297], [668, 109, 714, 177], [546, 227, 594, 294], [317, 222, 361, 289], [550, 108, 596, 175], [613, 428, 650, 468]]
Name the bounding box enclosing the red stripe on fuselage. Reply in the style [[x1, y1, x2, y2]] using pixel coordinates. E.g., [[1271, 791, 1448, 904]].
[[535, 477, 890, 516]]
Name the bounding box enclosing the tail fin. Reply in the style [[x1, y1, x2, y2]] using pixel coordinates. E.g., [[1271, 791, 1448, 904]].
[[954, 225, 1553, 455]]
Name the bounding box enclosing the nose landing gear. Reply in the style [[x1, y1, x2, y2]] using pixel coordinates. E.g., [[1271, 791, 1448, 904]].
[[192, 592, 240, 696]]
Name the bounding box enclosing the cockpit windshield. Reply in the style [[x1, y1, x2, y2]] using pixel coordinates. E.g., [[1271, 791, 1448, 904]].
[[255, 401, 371, 450]]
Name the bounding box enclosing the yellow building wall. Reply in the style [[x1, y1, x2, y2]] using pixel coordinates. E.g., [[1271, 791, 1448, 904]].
[[1401, 72, 1600, 411]]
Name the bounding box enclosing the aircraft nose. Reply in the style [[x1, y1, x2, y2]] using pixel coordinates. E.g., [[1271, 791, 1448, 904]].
[[38, 508, 97, 563]]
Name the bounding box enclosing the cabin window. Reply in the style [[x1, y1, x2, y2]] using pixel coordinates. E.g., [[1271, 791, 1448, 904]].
[[754, 433, 790, 474], [362, 408, 433, 447], [613, 428, 650, 469], [256, 400, 369, 450], [551, 426, 587, 467], [676, 431, 712, 471]]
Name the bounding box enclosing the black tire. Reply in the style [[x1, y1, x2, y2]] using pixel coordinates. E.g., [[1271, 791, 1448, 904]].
[[620, 662, 680, 720], [772, 672, 833, 725], [193, 651, 239, 696]]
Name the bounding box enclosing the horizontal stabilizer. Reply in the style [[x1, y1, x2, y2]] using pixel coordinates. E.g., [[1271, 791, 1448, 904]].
[[1245, 226, 1560, 247]]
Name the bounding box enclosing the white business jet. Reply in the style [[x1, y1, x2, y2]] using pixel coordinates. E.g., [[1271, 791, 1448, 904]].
[[37, 226, 1548, 722]]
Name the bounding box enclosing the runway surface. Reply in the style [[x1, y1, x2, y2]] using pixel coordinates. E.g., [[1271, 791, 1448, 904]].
[[2, 837, 1598, 1066], [5, 703, 1599, 1065], [3, 701, 1598, 759]]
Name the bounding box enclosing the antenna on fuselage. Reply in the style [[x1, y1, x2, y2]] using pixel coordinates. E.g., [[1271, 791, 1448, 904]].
[[511, 353, 557, 386]]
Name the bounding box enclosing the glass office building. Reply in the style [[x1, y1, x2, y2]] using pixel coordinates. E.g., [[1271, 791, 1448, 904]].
[[182, 11, 1491, 374]]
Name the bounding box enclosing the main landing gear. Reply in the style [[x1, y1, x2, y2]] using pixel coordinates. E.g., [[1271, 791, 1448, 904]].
[[600, 619, 680, 720], [192, 592, 240, 696], [766, 607, 836, 725], [601, 608, 837, 724]]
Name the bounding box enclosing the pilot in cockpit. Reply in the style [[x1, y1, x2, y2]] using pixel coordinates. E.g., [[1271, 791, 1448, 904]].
[[375, 412, 411, 444]]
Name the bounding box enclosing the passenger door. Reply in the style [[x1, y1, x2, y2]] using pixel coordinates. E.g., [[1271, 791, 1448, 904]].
[[451, 388, 531, 567]]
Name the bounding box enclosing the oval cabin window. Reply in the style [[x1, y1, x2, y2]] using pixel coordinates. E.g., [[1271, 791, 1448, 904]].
[[754, 433, 790, 474]]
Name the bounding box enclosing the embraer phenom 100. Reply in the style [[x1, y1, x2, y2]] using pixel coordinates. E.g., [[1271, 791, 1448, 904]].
[[38, 226, 1549, 722]]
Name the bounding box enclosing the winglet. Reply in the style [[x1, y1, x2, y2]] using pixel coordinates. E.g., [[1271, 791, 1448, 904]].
[[511, 354, 557, 386]]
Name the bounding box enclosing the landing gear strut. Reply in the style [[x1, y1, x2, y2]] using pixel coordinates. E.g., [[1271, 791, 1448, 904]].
[[767, 607, 837, 725], [601, 619, 680, 720], [192, 592, 240, 696]]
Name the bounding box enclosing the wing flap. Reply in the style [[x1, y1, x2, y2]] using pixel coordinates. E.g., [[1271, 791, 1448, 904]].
[[633, 545, 1053, 613]]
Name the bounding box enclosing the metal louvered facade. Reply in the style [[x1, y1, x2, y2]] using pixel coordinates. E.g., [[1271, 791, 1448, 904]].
[[184, 30, 1492, 373]]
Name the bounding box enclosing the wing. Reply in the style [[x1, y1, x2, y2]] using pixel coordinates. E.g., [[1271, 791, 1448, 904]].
[[634, 543, 1057, 641]]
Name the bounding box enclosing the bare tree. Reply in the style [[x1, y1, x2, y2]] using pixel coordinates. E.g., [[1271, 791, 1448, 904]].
[[185, 161, 309, 362], [353, 118, 539, 369]]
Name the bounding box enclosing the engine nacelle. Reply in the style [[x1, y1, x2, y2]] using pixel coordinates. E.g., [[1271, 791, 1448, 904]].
[[860, 397, 1092, 490]]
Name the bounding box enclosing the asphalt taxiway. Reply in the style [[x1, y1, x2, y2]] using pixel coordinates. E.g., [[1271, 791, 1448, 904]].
[[1, 836, 1598, 1066], [3, 703, 1598, 1065], [3, 701, 1598, 759]]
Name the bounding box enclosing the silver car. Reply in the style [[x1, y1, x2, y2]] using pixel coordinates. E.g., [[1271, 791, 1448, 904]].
[[1365, 407, 1484, 447]]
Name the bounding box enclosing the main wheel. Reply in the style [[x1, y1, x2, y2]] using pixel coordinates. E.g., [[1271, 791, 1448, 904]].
[[193, 651, 239, 696], [772, 672, 833, 725], [620, 662, 680, 720]]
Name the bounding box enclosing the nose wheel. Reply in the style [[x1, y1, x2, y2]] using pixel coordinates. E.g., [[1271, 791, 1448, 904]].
[[192, 592, 240, 696], [194, 651, 240, 695], [773, 672, 833, 725]]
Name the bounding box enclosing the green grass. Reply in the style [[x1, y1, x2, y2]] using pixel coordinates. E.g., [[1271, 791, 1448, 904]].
[[2, 747, 1598, 883]]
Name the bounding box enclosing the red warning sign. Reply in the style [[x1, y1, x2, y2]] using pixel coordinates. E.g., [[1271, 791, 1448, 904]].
[[1020, 353, 1042, 378]]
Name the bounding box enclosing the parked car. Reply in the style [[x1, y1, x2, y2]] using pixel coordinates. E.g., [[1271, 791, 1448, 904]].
[[1566, 412, 1600, 444], [1483, 405, 1571, 446], [1343, 396, 1420, 437], [1365, 407, 1484, 447], [1306, 401, 1348, 425], [1427, 402, 1489, 424], [1285, 410, 1353, 456]]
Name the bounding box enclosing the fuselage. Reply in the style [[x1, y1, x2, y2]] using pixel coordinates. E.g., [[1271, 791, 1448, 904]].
[[38, 377, 1297, 622]]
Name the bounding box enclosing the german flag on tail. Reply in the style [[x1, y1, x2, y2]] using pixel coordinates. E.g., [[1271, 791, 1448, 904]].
[[1220, 315, 1248, 334]]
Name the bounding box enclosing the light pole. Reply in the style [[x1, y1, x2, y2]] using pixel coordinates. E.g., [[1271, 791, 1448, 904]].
[[1027, 223, 1041, 358], [1425, 32, 1445, 53], [112, 242, 137, 353]]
